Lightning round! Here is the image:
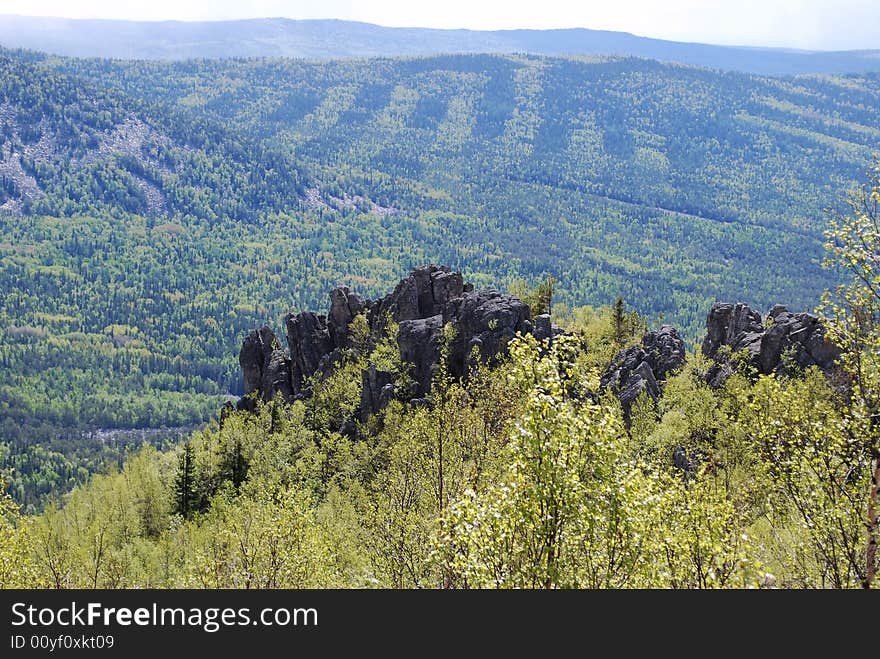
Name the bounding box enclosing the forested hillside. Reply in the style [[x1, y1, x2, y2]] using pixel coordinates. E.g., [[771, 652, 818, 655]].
[[23, 52, 880, 322], [0, 53, 306, 219], [2, 48, 879, 508]]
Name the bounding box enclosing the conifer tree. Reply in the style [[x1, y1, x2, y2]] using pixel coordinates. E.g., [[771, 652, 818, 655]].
[[174, 442, 197, 517]]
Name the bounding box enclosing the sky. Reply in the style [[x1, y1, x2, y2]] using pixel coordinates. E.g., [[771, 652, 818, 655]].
[[1, 1, 877, 51]]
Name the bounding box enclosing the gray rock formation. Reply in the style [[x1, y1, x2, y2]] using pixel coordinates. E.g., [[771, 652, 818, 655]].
[[600, 325, 686, 422], [398, 314, 445, 397], [702, 302, 841, 386], [237, 265, 538, 420], [328, 286, 367, 349], [359, 365, 396, 421], [366, 264, 470, 329], [442, 287, 532, 383], [237, 325, 294, 410], [533, 314, 554, 341], [702, 302, 763, 360], [284, 311, 334, 392], [239, 325, 276, 395]]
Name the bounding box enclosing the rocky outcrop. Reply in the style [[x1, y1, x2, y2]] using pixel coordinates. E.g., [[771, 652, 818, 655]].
[[239, 326, 276, 395], [442, 287, 533, 385], [397, 314, 445, 398], [328, 286, 367, 349], [600, 325, 686, 422], [237, 326, 294, 411], [367, 264, 469, 330], [532, 314, 555, 341], [238, 284, 843, 427], [284, 311, 334, 393], [237, 265, 547, 417], [702, 302, 841, 386], [760, 305, 841, 373], [702, 302, 764, 361], [643, 324, 688, 379]]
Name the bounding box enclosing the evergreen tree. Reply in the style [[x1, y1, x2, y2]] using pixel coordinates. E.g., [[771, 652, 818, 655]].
[[173, 442, 197, 517], [220, 436, 248, 491], [612, 296, 627, 348]]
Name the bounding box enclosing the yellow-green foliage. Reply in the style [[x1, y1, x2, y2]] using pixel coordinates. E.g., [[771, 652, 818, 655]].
[[180, 482, 332, 588], [434, 335, 755, 588], [734, 371, 873, 588], [0, 485, 46, 588], [28, 446, 175, 588], [9, 244, 879, 588]]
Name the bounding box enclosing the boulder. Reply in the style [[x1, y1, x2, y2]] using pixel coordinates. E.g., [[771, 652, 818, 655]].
[[443, 288, 532, 381], [704, 361, 736, 389], [531, 313, 570, 344], [369, 264, 465, 325], [701, 302, 763, 359], [617, 360, 660, 417], [359, 365, 396, 421], [285, 311, 334, 391], [239, 325, 277, 396], [672, 445, 698, 484], [261, 350, 295, 402], [760, 305, 840, 373], [398, 315, 444, 397], [327, 285, 367, 349], [642, 325, 687, 379], [533, 314, 553, 341]]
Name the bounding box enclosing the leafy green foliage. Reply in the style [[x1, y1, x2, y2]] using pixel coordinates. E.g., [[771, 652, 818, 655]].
[[6, 296, 875, 588], [817, 161, 880, 587], [0, 482, 45, 587], [734, 371, 871, 587]]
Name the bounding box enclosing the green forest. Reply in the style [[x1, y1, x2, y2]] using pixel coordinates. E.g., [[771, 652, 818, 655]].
[[1, 161, 878, 588], [1, 48, 879, 505], [0, 43, 878, 588]]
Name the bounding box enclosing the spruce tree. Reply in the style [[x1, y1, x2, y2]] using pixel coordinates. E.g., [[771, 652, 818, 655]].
[[612, 296, 627, 348], [173, 442, 196, 517]]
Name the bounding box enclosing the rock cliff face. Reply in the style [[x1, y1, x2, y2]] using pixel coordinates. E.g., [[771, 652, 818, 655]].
[[237, 265, 544, 416], [702, 302, 841, 386], [600, 325, 687, 422], [237, 325, 293, 412]]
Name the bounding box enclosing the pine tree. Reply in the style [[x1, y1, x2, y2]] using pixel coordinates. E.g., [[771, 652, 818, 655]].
[[529, 276, 556, 316], [612, 296, 627, 348], [173, 442, 196, 517], [225, 437, 248, 491]]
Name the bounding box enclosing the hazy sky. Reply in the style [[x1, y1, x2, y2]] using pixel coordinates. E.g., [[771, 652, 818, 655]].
[[2, 1, 877, 51]]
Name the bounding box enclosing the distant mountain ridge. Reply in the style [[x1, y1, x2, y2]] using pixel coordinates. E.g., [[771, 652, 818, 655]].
[[1, 15, 879, 75]]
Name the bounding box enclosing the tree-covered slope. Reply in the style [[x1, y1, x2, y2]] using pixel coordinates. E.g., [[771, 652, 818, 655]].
[[44, 53, 880, 311], [0, 53, 306, 221], [57, 54, 878, 226]]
